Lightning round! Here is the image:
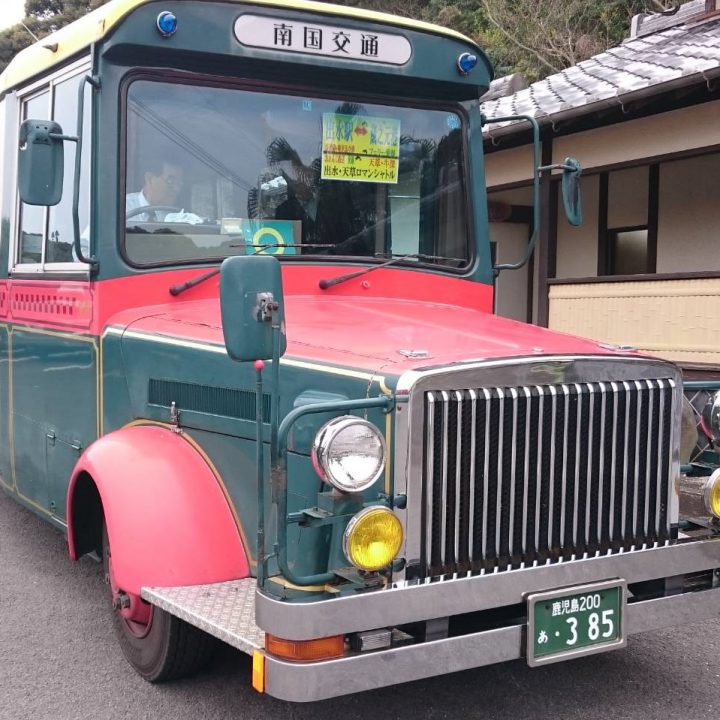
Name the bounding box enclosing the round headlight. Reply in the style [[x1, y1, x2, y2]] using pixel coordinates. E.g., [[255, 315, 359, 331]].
[[312, 416, 386, 493], [343, 506, 403, 571], [701, 391, 720, 444]]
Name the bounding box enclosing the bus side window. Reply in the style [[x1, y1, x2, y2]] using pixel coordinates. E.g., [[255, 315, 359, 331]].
[[18, 90, 49, 265], [15, 68, 90, 270]]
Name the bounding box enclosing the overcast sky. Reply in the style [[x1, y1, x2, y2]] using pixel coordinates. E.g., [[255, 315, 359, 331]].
[[1, 0, 26, 32]]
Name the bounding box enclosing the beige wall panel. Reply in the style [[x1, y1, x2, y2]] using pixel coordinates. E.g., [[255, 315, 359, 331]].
[[492, 223, 529, 321], [553, 99, 720, 172], [608, 166, 648, 228], [549, 278, 720, 365], [657, 154, 720, 273], [556, 174, 599, 278], [485, 145, 533, 188]]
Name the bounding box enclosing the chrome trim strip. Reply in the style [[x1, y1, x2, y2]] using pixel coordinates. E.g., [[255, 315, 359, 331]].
[[559, 385, 570, 554], [521, 386, 532, 557], [573, 382, 582, 550], [621, 380, 631, 543], [633, 380, 643, 539], [257, 538, 720, 641], [608, 382, 619, 542], [547, 385, 558, 555], [585, 383, 595, 545], [644, 379, 655, 539], [534, 386, 545, 554], [454, 390, 463, 567], [481, 387, 491, 561], [596, 382, 607, 547], [468, 389, 477, 565], [656, 379, 665, 535], [425, 393, 436, 572], [495, 389, 505, 562], [668, 378, 681, 523], [440, 391, 449, 567], [508, 388, 518, 564]]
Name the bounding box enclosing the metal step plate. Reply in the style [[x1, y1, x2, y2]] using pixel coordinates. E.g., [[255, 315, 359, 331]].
[[142, 579, 264, 654]]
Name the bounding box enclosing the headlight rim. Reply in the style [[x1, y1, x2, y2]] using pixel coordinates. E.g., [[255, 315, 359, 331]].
[[311, 415, 386, 493]]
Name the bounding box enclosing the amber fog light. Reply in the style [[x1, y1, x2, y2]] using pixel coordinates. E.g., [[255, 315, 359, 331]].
[[343, 506, 403, 571]]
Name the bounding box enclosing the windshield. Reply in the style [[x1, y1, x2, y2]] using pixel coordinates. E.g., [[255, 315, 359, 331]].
[[124, 80, 469, 267]]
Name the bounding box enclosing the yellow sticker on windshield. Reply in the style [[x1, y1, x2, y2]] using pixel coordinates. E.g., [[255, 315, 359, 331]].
[[321, 113, 400, 184]]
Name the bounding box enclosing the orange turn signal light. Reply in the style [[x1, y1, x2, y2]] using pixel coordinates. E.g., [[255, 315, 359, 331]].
[[265, 633, 345, 662]]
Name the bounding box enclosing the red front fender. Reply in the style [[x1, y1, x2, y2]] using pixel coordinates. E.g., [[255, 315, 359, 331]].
[[67, 425, 250, 596]]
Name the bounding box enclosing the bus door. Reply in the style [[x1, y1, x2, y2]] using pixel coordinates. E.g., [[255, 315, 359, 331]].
[[8, 60, 96, 522]]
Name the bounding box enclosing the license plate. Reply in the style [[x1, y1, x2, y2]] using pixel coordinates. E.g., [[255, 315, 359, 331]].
[[526, 579, 627, 667]]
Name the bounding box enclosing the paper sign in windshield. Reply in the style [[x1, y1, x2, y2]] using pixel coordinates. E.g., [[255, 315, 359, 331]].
[[321, 113, 400, 184]]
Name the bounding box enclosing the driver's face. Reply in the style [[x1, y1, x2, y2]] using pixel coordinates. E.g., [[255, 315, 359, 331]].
[[144, 163, 184, 206]]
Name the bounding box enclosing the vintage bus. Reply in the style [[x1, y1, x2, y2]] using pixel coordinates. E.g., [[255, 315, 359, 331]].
[[1, 0, 720, 702]]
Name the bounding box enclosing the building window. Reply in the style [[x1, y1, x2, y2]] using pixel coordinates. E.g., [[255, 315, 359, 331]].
[[608, 227, 650, 275], [599, 165, 658, 276]]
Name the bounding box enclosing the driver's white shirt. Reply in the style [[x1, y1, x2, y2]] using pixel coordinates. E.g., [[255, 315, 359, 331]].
[[126, 190, 156, 221]]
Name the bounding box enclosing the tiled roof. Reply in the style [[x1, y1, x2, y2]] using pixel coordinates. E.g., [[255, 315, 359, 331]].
[[481, 5, 720, 137]]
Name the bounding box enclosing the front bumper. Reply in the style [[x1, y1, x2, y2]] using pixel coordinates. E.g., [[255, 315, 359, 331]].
[[257, 538, 720, 701]]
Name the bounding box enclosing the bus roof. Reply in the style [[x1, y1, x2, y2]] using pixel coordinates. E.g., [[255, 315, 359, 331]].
[[0, 0, 482, 94]]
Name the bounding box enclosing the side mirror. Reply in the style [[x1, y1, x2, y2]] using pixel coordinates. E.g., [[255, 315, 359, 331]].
[[560, 157, 583, 227], [18, 119, 66, 206], [220, 255, 287, 362]]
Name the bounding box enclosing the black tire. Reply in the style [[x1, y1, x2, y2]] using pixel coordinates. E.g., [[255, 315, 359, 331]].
[[102, 524, 217, 682]]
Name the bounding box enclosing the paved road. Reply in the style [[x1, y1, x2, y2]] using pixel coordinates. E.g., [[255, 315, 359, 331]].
[[2, 489, 720, 720]]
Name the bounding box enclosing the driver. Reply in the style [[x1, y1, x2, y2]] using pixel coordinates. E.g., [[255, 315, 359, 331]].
[[126, 159, 203, 224]]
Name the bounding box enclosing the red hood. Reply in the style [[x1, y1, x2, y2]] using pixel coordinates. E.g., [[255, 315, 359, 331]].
[[115, 294, 625, 376]]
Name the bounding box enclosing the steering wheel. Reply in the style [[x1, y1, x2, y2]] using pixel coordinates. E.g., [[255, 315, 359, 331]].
[[126, 205, 183, 220]]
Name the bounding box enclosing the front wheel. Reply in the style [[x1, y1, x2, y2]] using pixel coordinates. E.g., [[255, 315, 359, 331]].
[[102, 524, 217, 682]]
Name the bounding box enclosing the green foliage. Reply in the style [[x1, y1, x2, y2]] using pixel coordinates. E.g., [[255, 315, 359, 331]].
[[0, 0, 105, 75], [476, 0, 666, 82], [0, 0, 684, 82]]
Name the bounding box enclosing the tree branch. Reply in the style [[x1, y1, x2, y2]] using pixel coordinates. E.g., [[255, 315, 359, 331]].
[[479, 0, 562, 75]]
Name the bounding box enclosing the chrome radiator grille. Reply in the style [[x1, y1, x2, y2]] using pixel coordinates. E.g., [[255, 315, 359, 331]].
[[421, 379, 675, 578]]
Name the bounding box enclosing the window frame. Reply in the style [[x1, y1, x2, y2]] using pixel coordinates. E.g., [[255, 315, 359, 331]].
[[119, 69, 475, 273], [11, 56, 92, 277]]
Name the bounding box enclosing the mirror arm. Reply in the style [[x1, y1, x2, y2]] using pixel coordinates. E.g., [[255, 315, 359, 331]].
[[72, 74, 101, 270], [538, 162, 576, 173], [481, 113, 542, 276]]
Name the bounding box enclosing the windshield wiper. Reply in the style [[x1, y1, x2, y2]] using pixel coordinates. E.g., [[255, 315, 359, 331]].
[[318, 253, 460, 290], [168, 243, 337, 296]]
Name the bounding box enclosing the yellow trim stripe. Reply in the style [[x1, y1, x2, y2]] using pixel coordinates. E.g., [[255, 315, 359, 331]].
[[103, 325, 390, 386], [0, 0, 479, 94]]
